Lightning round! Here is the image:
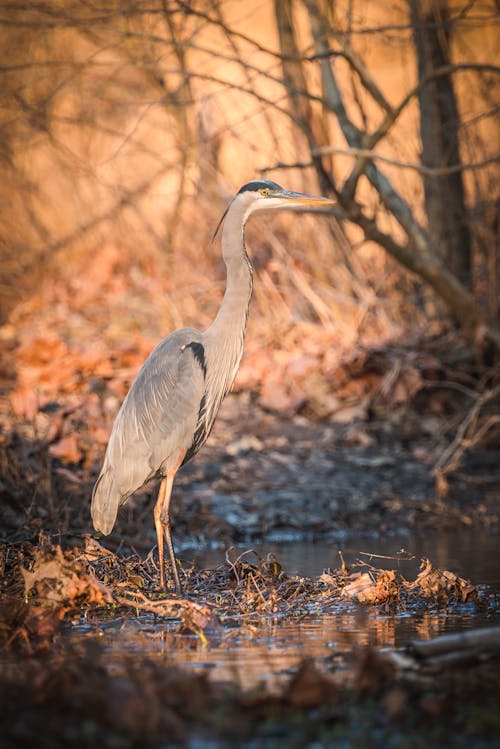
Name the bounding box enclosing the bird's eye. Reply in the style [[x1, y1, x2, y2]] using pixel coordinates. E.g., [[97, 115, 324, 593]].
[[260, 188, 270, 197]]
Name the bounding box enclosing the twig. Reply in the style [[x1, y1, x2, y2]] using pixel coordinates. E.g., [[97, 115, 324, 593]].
[[433, 385, 500, 489], [358, 551, 415, 562], [224, 547, 257, 585], [312, 145, 500, 177]]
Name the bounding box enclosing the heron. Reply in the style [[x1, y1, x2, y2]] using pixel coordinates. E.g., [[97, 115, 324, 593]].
[[91, 179, 335, 594]]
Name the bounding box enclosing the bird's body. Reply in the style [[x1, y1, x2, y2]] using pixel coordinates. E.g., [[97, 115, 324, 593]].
[[91, 180, 334, 593]]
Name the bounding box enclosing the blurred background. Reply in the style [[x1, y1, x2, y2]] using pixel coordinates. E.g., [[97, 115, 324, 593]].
[[0, 0, 499, 536]]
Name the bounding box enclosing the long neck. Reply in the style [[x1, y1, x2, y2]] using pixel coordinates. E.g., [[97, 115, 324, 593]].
[[207, 199, 253, 343], [204, 198, 253, 398]]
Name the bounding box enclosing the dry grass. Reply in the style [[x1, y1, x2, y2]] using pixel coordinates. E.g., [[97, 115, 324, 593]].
[[0, 0, 444, 345]]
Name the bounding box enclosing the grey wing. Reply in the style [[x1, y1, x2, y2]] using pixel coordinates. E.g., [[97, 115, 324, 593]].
[[91, 328, 205, 534]]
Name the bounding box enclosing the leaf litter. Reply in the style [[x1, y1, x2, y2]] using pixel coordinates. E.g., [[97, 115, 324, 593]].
[[3, 539, 482, 645]]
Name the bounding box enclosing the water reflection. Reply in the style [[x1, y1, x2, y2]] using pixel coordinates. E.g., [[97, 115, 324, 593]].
[[64, 527, 500, 690], [69, 600, 497, 690], [194, 527, 500, 589]]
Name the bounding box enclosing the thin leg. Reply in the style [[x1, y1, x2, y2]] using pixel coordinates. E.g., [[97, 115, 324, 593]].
[[159, 470, 183, 596], [154, 478, 168, 590], [154, 451, 185, 595]]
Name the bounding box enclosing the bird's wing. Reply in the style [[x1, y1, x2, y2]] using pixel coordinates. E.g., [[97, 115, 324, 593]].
[[92, 329, 205, 533]]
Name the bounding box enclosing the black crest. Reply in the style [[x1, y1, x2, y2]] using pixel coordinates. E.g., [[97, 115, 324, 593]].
[[237, 179, 282, 194]]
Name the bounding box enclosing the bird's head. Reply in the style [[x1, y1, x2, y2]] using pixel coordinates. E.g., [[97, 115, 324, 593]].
[[237, 179, 335, 212], [213, 179, 335, 240]]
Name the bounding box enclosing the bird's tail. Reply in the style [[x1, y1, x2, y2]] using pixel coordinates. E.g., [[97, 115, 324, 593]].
[[91, 470, 121, 535]]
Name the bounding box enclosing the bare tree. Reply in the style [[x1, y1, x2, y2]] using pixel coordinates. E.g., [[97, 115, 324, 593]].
[[294, 1, 499, 351], [1, 0, 499, 352], [408, 0, 471, 286]]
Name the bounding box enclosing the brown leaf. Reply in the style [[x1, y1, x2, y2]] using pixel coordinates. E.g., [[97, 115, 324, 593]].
[[342, 570, 398, 604], [318, 572, 337, 586], [25, 606, 68, 640], [259, 376, 304, 413], [22, 554, 67, 600], [22, 546, 113, 608], [342, 572, 373, 599], [15, 335, 68, 366], [83, 536, 115, 562], [10, 386, 39, 418], [405, 558, 477, 602], [89, 425, 112, 445]]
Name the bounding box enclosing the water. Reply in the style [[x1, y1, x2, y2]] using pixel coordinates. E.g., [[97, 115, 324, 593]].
[[61, 527, 500, 689], [194, 526, 500, 587]]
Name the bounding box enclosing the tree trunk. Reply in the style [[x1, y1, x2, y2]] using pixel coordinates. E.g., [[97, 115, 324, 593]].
[[409, 0, 472, 287], [273, 0, 333, 197]]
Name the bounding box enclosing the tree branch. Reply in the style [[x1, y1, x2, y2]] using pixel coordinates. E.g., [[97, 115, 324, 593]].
[[312, 146, 500, 177]]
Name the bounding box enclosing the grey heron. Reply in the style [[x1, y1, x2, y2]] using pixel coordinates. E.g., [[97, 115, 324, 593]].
[[91, 179, 335, 594]]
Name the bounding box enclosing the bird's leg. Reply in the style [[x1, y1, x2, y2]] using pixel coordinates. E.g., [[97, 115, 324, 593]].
[[154, 479, 168, 591], [160, 470, 183, 596], [154, 451, 186, 595]]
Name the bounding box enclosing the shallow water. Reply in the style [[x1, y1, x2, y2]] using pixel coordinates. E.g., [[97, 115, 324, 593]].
[[195, 526, 500, 588], [60, 527, 500, 689]]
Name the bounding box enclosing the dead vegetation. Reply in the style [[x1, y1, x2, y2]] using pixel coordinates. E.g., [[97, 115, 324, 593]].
[[0, 537, 485, 651]]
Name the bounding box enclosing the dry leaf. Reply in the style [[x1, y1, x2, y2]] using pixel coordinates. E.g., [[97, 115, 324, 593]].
[[405, 558, 477, 602], [10, 386, 39, 418], [22, 546, 113, 607], [260, 379, 300, 413], [342, 570, 398, 604]]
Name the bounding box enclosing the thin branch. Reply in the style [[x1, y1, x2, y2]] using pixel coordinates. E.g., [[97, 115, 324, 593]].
[[259, 159, 314, 172], [312, 34, 393, 115], [312, 146, 500, 177], [433, 385, 500, 486], [367, 63, 500, 150], [175, 2, 286, 61]]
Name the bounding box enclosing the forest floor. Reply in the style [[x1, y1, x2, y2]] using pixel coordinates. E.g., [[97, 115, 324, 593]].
[[2, 361, 499, 552]]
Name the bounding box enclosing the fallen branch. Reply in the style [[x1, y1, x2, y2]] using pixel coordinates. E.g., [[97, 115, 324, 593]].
[[115, 588, 216, 635], [406, 626, 500, 668]]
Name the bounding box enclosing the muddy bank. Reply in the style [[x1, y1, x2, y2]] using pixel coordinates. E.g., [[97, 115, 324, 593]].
[[173, 392, 499, 547], [2, 333, 499, 558], [2, 391, 499, 558]]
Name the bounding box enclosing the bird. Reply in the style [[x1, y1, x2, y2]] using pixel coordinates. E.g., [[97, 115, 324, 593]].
[[91, 179, 335, 594]]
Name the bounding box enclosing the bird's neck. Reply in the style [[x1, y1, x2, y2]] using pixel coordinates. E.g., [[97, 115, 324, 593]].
[[204, 203, 253, 392], [207, 246, 253, 346], [208, 199, 253, 336]]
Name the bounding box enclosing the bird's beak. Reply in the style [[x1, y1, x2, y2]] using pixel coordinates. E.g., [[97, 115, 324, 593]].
[[271, 188, 336, 208]]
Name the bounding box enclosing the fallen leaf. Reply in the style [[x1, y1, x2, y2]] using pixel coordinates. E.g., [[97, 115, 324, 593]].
[[342, 570, 398, 604], [405, 558, 477, 602], [10, 386, 39, 419], [22, 545, 113, 608]]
